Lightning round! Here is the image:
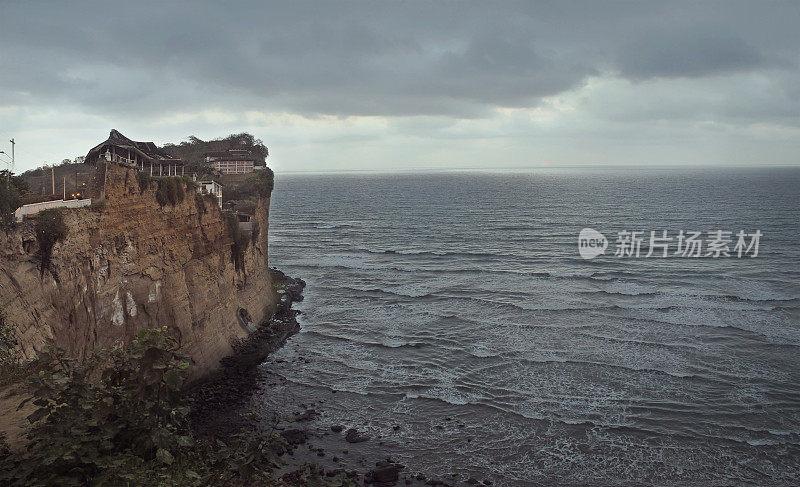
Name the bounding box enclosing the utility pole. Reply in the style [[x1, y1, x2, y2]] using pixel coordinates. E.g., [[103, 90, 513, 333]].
[[9, 138, 14, 174]]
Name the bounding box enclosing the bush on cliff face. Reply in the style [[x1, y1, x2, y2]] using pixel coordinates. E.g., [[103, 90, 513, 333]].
[[0, 307, 25, 387], [223, 211, 249, 271], [252, 168, 274, 198], [136, 172, 151, 193], [155, 177, 187, 207], [34, 208, 68, 277]]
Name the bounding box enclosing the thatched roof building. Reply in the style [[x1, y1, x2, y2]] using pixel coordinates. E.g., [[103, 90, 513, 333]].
[[86, 129, 184, 176]]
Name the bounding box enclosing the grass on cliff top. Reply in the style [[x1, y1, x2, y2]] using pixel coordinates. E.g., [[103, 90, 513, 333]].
[[136, 174, 194, 208], [0, 327, 357, 487]]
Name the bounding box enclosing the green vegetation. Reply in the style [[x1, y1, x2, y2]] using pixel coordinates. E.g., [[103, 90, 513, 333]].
[[181, 175, 199, 191], [34, 209, 68, 277], [155, 177, 187, 207], [0, 171, 27, 229], [0, 307, 26, 388], [136, 171, 151, 193], [223, 168, 275, 203], [0, 328, 355, 486], [252, 167, 275, 198], [161, 133, 268, 168], [223, 211, 250, 271], [194, 193, 207, 215]]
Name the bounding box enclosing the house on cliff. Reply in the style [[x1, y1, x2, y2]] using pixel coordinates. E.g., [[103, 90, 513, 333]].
[[195, 178, 223, 208], [86, 129, 184, 177], [204, 149, 256, 175]]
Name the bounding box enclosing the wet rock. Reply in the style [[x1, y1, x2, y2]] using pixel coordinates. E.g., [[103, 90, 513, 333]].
[[366, 460, 405, 484], [281, 428, 308, 445], [345, 428, 370, 443], [293, 408, 316, 421]]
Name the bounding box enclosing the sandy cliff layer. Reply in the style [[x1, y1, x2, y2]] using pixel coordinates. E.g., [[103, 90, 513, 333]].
[[0, 164, 277, 377]]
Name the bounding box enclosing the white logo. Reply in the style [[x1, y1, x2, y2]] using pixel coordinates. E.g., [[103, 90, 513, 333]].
[[577, 228, 762, 259], [578, 228, 607, 260]]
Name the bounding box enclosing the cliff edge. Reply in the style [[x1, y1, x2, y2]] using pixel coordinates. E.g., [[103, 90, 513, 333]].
[[0, 164, 278, 378]]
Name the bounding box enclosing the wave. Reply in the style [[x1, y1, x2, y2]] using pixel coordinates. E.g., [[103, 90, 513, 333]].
[[300, 329, 427, 350]]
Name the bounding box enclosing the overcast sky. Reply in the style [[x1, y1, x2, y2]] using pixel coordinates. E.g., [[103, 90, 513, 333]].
[[1, 1, 799, 173]]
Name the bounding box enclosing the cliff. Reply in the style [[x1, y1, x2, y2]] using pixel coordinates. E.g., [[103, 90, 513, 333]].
[[0, 164, 278, 378]]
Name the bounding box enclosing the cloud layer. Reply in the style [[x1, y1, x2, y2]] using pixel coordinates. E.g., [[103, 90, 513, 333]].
[[1, 1, 798, 171]]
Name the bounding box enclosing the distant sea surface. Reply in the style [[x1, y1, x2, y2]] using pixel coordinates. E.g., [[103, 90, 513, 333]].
[[261, 168, 800, 485]]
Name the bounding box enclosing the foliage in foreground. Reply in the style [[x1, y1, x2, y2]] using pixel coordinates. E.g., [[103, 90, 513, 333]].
[[0, 307, 27, 388], [0, 328, 354, 486]]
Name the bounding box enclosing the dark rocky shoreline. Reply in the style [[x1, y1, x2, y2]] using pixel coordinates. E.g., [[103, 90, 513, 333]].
[[187, 269, 481, 486], [188, 268, 306, 437]]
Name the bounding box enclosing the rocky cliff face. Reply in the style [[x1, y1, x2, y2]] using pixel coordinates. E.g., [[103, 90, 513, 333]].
[[0, 164, 277, 377]]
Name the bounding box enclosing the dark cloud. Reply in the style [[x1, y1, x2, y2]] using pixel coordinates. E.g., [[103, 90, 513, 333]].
[[617, 31, 766, 80], [2, 1, 794, 120], [1, 1, 799, 171]]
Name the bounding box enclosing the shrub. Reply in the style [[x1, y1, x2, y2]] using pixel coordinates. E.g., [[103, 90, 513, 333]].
[[0, 307, 25, 387], [203, 192, 218, 207], [194, 193, 206, 215], [136, 172, 151, 193], [181, 176, 198, 190], [223, 211, 249, 271], [0, 173, 22, 230], [0, 328, 332, 486], [34, 209, 68, 277], [251, 168, 274, 198], [154, 177, 187, 207], [3, 328, 195, 485]]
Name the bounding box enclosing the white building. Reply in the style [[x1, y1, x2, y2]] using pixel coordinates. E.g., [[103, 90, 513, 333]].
[[196, 180, 223, 208], [204, 149, 256, 175]]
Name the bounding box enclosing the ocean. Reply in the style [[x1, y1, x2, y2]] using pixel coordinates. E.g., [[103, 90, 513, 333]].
[[260, 168, 800, 485]]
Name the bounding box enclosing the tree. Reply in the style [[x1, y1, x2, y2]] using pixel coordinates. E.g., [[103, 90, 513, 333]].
[[0, 171, 23, 229]]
